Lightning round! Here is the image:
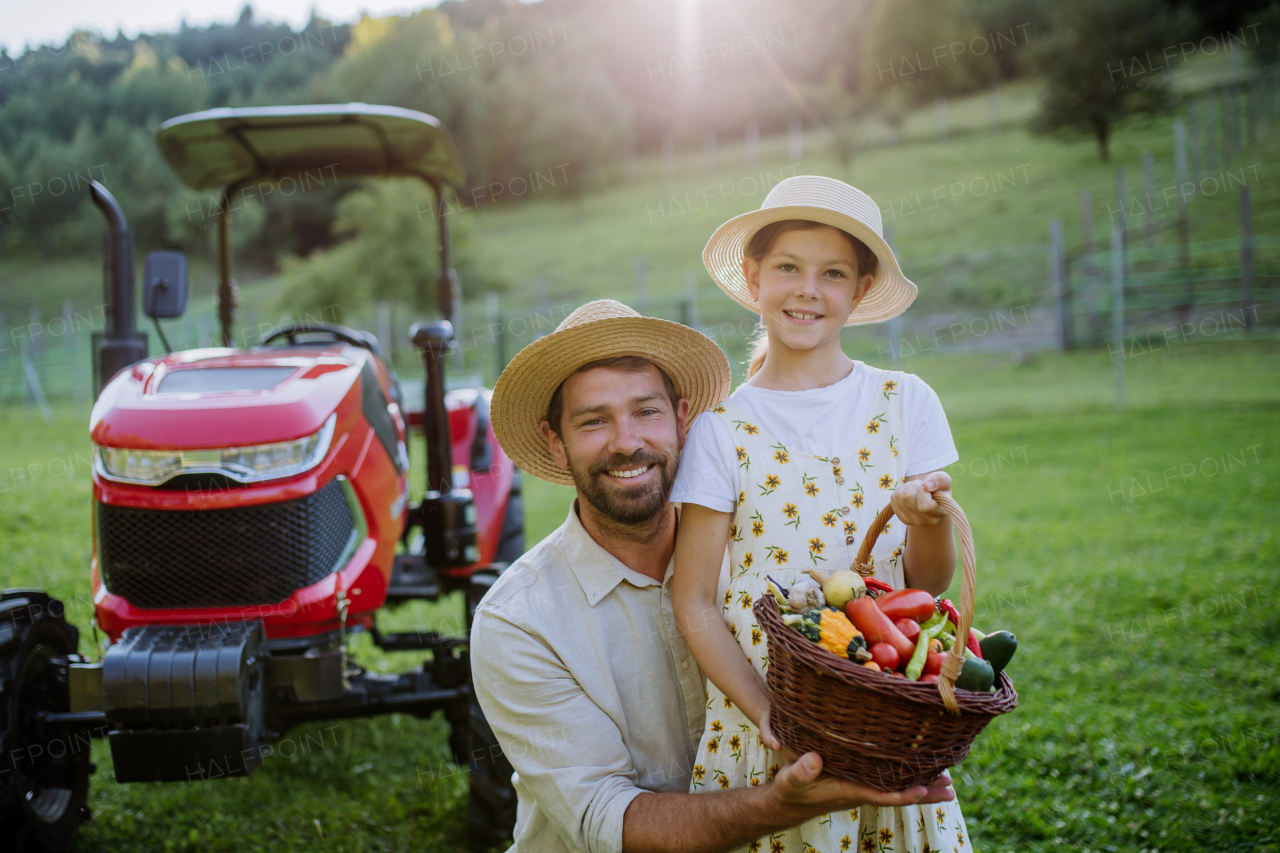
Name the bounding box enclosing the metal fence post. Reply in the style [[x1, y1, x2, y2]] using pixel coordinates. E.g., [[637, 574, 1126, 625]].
[[1111, 225, 1125, 409], [486, 292, 502, 381], [1114, 167, 1127, 246], [1081, 189, 1097, 342], [1206, 92, 1218, 171], [1051, 217, 1069, 349], [1241, 186, 1254, 331], [1175, 119, 1193, 324], [1190, 103, 1202, 185], [633, 257, 647, 314], [1142, 150, 1155, 248], [684, 270, 700, 330], [883, 223, 902, 368]]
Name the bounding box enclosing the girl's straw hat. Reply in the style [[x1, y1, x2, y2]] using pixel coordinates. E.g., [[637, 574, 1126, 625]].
[[703, 175, 917, 326], [490, 299, 731, 486]]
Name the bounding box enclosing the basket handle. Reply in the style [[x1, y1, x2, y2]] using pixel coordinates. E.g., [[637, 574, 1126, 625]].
[[849, 494, 976, 716]]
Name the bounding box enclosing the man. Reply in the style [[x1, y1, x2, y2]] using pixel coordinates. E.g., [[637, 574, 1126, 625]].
[[474, 299, 953, 853]]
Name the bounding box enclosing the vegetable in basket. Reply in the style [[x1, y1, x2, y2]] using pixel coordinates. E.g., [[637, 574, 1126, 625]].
[[978, 631, 1017, 676], [845, 597, 917, 662], [874, 588, 936, 623], [937, 597, 984, 659], [787, 578, 825, 611], [805, 567, 866, 609], [781, 608, 872, 662], [903, 612, 948, 681]]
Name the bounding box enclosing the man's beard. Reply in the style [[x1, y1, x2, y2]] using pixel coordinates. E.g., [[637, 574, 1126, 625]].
[[567, 447, 678, 526]]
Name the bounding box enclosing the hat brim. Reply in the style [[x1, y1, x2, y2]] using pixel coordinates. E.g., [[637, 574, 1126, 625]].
[[490, 315, 732, 486], [703, 205, 918, 326]]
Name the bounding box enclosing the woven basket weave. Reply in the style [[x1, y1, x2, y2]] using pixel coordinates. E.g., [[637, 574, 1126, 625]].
[[753, 494, 1018, 791]]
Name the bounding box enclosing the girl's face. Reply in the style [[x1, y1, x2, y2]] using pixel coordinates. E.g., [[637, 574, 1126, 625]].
[[743, 225, 874, 355]]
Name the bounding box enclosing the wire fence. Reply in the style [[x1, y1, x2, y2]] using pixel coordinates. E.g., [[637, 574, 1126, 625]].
[[4, 61, 1279, 411]]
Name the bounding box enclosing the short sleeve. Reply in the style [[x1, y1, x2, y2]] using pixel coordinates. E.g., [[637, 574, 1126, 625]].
[[471, 605, 644, 853], [669, 411, 739, 513], [901, 374, 959, 477]]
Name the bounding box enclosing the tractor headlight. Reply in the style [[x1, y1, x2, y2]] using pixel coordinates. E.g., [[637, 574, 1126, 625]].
[[95, 414, 336, 485]]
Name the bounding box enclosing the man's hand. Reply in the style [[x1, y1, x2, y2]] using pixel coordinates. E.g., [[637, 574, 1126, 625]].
[[772, 752, 955, 815], [891, 471, 953, 528]]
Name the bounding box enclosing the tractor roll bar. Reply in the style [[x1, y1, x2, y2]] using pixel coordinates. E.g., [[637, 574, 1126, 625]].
[[213, 177, 457, 348]]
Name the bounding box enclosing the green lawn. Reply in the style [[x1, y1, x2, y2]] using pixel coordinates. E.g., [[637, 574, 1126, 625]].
[[3, 338, 1276, 852]]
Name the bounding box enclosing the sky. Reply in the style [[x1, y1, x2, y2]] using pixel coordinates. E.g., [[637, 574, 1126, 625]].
[[1, 0, 440, 54]]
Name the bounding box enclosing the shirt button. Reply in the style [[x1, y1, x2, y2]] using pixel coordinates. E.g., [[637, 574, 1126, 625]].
[[846, 536, 855, 545], [682, 660, 689, 670], [841, 506, 850, 516], [831, 457, 840, 465], [835, 476, 845, 485]]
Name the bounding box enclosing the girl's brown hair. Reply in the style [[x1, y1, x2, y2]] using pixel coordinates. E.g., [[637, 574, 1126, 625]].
[[743, 220, 879, 378]]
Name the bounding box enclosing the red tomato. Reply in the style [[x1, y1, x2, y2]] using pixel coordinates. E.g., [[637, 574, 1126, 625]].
[[920, 673, 940, 683], [869, 643, 900, 672], [895, 618, 921, 646], [922, 651, 947, 677], [875, 589, 937, 623]]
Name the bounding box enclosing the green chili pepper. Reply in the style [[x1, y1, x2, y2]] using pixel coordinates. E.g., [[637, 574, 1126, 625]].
[[905, 618, 948, 680]]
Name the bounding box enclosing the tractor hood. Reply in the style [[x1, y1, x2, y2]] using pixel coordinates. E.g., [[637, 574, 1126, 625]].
[[90, 347, 365, 450]]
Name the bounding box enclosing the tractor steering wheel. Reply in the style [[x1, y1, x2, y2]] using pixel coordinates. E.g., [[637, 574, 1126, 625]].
[[261, 322, 382, 356]]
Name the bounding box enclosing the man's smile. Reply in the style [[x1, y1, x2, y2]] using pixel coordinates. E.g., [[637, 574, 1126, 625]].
[[603, 463, 656, 481]]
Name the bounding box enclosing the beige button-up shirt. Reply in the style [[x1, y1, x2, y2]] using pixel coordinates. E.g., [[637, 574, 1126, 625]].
[[471, 503, 707, 853]]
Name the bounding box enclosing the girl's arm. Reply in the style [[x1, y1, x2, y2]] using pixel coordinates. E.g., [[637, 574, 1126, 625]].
[[673, 503, 772, 731], [892, 470, 956, 596]]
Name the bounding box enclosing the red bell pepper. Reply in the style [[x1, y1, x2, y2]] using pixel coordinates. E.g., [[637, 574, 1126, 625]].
[[875, 589, 937, 623], [938, 598, 983, 659]]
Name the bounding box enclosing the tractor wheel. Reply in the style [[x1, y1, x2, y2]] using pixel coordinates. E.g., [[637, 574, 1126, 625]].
[[0, 590, 92, 852], [493, 470, 524, 566], [463, 574, 517, 851], [465, 698, 516, 851]]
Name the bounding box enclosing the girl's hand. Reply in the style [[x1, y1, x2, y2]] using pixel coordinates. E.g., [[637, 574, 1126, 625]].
[[759, 704, 800, 763], [891, 471, 952, 528]]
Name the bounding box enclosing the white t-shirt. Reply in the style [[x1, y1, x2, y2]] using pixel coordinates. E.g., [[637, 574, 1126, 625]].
[[670, 361, 959, 513]]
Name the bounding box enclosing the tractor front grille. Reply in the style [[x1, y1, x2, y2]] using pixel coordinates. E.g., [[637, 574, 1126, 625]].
[[98, 478, 357, 609]]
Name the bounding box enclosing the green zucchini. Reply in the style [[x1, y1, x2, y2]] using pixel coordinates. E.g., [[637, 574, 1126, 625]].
[[954, 656, 994, 692], [978, 630, 1017, 676]]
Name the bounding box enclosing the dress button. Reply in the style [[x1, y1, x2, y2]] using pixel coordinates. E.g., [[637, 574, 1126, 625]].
[[835, 476, 845, 485], [846, 536, 855, 545], [682, 660, 689, 670], [841, 506, 850, 516], [831, 457, 840, 465]]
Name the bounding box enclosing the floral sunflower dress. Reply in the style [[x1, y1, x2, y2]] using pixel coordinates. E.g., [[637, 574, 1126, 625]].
[[689, 371, 972, 853]]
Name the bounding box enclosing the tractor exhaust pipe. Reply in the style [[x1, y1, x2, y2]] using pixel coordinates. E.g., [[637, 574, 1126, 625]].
[[89, 180, 147, 395]]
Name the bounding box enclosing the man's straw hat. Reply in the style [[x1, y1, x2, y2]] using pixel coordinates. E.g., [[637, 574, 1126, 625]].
[[703, 175, 917, 326], [491, 299, 731, 486]]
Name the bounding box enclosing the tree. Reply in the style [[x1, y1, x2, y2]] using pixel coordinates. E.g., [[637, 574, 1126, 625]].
[[1030, 0, 1195, 160]]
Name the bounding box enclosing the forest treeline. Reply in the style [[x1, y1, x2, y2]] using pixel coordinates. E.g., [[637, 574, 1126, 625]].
[[0, 0, 1272, 311]]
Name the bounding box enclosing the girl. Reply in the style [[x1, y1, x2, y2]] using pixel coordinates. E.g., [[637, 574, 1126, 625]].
[[672, 175, 970, 853]]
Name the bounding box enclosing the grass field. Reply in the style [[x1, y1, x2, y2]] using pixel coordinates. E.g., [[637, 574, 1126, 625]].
[[3, 337, 1277, 852]]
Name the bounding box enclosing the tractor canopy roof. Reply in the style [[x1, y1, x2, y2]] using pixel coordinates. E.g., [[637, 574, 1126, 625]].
[[155, 103, 465, 192]]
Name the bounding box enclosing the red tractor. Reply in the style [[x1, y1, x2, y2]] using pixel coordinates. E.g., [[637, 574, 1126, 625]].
[[1, 105, 521, 851]]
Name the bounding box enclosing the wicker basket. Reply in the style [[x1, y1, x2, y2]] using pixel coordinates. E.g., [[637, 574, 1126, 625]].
[[753, 494, 1018, 791]]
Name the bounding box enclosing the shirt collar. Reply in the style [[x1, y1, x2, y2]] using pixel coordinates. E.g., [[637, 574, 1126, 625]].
[[560, 500, 669, 606]]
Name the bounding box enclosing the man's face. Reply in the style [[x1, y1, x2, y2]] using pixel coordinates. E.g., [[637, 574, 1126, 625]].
[[539, 364, 690, 526]]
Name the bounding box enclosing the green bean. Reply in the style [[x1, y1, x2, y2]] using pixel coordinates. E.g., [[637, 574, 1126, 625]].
[[905, 618, 948, 680]]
